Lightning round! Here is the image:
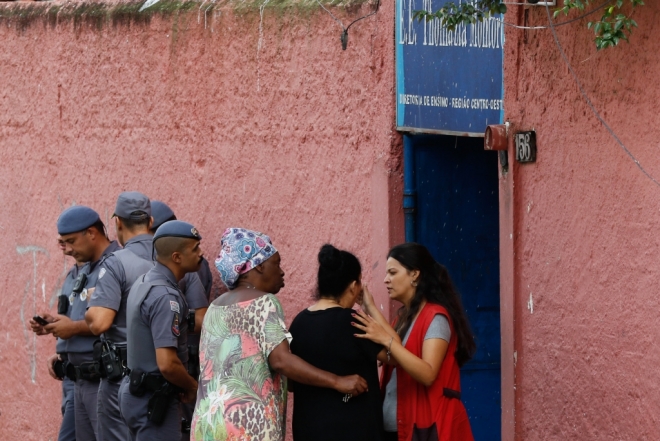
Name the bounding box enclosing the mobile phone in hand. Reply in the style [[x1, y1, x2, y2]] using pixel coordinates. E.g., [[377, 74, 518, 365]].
[[33, 315, 50, 326]]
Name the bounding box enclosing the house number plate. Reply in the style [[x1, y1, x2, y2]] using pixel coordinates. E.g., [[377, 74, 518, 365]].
[[515, 131, 537, 163]]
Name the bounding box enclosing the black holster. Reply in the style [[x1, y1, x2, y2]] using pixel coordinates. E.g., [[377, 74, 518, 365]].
[[188, 345, 200, 379], [181, 418, 191, 434], [129, 369, 148, 396], [94, 340, 128, 381], [53, 358, 66, 380], [187, 310, 195, 331], [128, 370, 181, 426], [57, 294, 69, 315], [147, 381, 181, 425]]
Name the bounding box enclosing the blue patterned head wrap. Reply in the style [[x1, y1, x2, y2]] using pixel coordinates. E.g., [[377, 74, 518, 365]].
[[215, 227, 278, 289]]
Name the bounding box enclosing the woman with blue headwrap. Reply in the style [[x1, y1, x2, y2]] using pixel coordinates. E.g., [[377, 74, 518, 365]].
[[191, 228, 368, 441]]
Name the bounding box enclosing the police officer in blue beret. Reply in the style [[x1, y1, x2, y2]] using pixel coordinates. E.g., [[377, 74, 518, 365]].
[[86, 193, 209, 441], [119, 221, 203, 440], [151, 201, 214, 301], [150, 201, 213, 441], [33, 205, 120, 440], [30, 235, 85, 441]]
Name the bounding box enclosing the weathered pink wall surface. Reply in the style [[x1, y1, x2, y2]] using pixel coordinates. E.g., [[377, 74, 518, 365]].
[[0, 2, 401, 438], [502, 3, 660, 440]]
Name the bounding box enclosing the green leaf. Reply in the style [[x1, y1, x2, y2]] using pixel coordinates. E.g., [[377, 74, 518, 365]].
[[217, 377, 263, 403], [229, 355, 271, 396]]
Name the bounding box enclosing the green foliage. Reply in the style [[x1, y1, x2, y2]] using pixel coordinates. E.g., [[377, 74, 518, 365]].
[[556, 0, 644, 50], [412, 0, 506, 32], [413, 0, 645, 50]]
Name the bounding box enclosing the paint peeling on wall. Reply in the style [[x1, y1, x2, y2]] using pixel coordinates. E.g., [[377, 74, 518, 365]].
[[16, 245, 49, 384]]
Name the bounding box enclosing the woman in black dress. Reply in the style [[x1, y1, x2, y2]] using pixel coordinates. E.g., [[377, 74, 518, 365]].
[[289, 244, 392, 441]]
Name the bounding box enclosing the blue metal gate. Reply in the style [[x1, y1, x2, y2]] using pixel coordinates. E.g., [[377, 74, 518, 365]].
[[406, 133, 501, 440]]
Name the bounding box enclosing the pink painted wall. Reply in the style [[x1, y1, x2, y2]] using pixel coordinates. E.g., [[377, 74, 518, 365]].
[[0, 2, 401, 438], [501, 3, 660, 439]]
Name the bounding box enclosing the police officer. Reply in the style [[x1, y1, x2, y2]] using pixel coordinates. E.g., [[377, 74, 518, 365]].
[[37, 206, 120, 440], [151, 201, 214, 300], [86, 192, 155, 441], [119, 220, 202, 440], [86, 193, 209, 441], [150, 201, 212, 440], [30, 236, 84, 441]]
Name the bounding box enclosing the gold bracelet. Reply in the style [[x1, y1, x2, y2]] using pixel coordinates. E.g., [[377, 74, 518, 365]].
[[386, 337, 394, 362]]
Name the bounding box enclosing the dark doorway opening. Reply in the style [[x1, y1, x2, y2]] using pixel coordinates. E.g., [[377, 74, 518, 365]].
[[410, 133, 501, 440]]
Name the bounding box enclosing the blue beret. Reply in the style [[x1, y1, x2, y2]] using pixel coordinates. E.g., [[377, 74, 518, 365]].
[[57, 206, 101, 235], [151, 201, 176, 230], [153, 220, 202, 242], [113, 191, 151, 220]]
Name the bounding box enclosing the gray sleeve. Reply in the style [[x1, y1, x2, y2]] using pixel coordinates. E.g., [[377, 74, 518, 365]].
[[88, 257, 123, 311], [424, 314, 451, 342], [143, 289, 181, 349]]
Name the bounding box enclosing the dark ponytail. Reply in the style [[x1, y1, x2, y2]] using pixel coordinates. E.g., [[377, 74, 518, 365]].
[[388, 243, 476, 367], [316, 244, 362, 300]]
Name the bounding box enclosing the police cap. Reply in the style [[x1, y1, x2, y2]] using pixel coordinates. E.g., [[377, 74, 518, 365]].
[[153, 220, 202, 243], [57, 206, 101, 235], [151, 201, 176, 231], [113, 191, 151, 220]]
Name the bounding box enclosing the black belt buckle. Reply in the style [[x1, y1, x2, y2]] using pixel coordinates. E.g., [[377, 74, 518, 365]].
[[72, 362, 102, 382]]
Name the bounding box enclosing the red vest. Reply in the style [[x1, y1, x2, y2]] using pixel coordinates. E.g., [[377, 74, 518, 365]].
[[380, 303, 474, 441]]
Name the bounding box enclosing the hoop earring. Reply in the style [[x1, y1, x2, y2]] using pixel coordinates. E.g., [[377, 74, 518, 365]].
[[411, 280, 417, 287]]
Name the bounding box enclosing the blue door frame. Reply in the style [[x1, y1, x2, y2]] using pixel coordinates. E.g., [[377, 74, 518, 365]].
[[403, 133, 501, 440]]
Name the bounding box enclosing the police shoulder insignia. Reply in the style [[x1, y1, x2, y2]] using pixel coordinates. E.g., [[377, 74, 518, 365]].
[[172, 313, 180, 337], [170, 300, 180, 313], [98, 268, 106, 279]]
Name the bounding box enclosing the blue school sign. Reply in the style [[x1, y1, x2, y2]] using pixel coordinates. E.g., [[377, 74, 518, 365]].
[[396, 0, 505, 135]]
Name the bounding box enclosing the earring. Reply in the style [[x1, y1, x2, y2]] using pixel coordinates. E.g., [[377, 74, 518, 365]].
[[411, 280, 417, 287]]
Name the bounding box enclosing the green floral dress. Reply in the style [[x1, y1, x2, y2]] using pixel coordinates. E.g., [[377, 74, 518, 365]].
[[191, 294, 290, 441]]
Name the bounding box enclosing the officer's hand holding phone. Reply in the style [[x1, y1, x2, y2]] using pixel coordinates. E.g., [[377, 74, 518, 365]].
[[44, 315, 77, 340], [30, 313, 54, 335]]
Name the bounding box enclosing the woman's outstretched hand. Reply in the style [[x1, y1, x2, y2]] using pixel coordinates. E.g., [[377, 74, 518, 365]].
[[352, 310, 391, 347]]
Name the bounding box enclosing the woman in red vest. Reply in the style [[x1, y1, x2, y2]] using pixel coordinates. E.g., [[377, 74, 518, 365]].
[[353, 242, 476, 441]]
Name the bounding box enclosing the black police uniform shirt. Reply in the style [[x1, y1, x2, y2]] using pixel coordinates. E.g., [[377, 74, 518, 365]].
[[55, 263, 82, 355], [90, 234, 208, 344], [139, 262, 190, 369], [65, 241, 120, 366]]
